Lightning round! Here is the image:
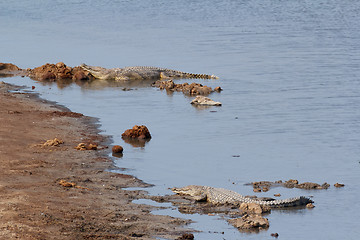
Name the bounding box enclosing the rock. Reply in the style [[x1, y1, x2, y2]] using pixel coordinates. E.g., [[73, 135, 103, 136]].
[[153, 80, 216, 96], [284, 179, 299, 188], [190, 96, 222, 106], [274, 193, 281, 197], [75, 143, 98, 151], [252, 179, 331, 191], [41, 72, 57, 81], [239, 202, 270, 215], [58, 179, 76, 188], [42, 138, 64, 147], [297, 182, 330, 189], [177, 233, 194, 240], [306, 203, 315, 208], [29, 63, 91, 81], [0, 63, 21, 72], [228, 214, 269, 230], [0, 63, 26, 77], [112, 145, 123, 154], [72, 70, 89, 81], [271, 233, 279, 238], [122, 125, 151, 140], [334, 183, 345, 188], [253, 188, 262, 192], [214, 86, 223, 92]]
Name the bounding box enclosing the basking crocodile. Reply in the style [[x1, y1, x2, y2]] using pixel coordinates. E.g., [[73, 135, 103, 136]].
[[80, 64, 218, 81], [172, 185, 313, 208]]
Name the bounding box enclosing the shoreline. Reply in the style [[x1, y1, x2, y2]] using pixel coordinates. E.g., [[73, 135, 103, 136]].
[[0, 81, 190, 239]]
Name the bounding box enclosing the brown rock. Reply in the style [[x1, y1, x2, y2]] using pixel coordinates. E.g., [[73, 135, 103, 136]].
[[239, 202, 270, 215], [253, 188, 261, 192], [41, 72, 56, 81], [122, 125, 151, 140], [86, 143, 98, 150], [271, 233, 279, 238], [284, 179, 299, 188], [228, 214, 269, 230], [306, 203, 315, 208], [177, 233, 194, 240], [190, 96, 222, 106], [0, 63, 21, 72], [29, 63, 91, 81], [334, 183, 345, 188], [297, 182, 330, 189], [72, 70, 89, 81], [112, 145, 123, 154], [42, 138, 64, 147], [153, 80, 216, 96], [274, 193, 281, 197], [214, 86, 223, 92], [75, 142, 98, 151]]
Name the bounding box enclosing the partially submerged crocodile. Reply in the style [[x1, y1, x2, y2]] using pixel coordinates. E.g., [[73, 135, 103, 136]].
[[172, 185, 313, 208], [80, 64, 218, 81]]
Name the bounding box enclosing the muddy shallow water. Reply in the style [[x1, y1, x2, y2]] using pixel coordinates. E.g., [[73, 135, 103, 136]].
[[2, 0, 360, 239]]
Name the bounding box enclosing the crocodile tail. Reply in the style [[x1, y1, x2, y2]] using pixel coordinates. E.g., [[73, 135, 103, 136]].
[[186, 73, 219, 79], [264, 196, 313, 208]]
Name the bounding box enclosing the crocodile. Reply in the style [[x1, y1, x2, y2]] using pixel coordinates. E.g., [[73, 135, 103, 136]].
[[172, 185, 313, 208], [80, 64, 218, 81]]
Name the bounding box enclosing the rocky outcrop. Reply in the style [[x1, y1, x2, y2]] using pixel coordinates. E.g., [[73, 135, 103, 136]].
[[29, 62, 92, 81], [153, 80, 221, 96], [190, 96, 222, 106]]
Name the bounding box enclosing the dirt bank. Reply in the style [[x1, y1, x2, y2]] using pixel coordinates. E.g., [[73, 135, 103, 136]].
[[0, 81, 191, 239]]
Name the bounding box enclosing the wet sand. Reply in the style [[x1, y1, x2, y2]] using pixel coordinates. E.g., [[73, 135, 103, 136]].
[[0, 81, 190, 239]]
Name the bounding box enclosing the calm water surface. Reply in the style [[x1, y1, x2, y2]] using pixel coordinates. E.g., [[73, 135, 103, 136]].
[[2, 0, 360, 239]]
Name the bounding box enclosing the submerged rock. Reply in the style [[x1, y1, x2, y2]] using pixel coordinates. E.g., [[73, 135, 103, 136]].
[[190, 96, 222, 106], [334, 183, 345, 188]]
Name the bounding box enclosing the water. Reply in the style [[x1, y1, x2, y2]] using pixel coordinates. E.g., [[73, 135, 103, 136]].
[[2, 0, 360, 239]]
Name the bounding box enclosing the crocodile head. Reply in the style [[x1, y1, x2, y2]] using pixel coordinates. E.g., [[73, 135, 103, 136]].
[[80, 63, 115, 80], [171, 185, 207, 202]]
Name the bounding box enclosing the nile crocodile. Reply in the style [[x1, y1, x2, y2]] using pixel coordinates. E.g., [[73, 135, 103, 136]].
[[80, 64, 218, 81], [172, 185, 313, 208]]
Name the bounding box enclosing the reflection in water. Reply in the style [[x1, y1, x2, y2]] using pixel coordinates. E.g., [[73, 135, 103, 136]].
[[32, 77, 156, 90], [112, 152, 124, 158], [122, 137, 151, 148]]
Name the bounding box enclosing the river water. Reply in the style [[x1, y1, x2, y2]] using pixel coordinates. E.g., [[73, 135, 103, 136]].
[[1, 0, 360, 239]]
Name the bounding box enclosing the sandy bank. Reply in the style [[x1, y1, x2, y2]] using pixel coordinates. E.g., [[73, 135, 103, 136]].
[[0, 81, 190, 239]]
